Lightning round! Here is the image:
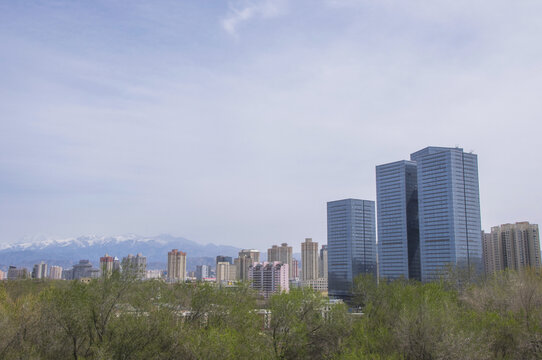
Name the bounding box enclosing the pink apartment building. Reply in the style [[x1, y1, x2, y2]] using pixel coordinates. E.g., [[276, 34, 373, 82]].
[[248, 261, 289, 298]]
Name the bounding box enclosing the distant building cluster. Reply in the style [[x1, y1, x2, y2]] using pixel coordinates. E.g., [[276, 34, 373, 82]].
[[1, 252, 152, 282], [2, 146, 540, 304]]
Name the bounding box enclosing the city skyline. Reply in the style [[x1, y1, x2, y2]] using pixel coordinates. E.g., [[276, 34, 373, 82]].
[[2, 1, 542, 251], [5, 215, 540, 284]]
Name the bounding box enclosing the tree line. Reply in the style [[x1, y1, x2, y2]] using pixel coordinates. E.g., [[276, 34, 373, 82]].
[[0, 268, 541, 359]]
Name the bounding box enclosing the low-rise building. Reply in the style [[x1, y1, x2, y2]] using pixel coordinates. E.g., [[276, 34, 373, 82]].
[[7, 266, 29, 280], [146, 269, 163, 279], [301, 278, 328, 293]]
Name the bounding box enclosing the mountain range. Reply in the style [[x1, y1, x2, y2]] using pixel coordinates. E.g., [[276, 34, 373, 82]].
[[0, 234, 241, 272]]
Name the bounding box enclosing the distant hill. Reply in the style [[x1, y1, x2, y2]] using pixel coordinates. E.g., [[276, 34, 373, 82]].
[[0, 234, 240, 272]]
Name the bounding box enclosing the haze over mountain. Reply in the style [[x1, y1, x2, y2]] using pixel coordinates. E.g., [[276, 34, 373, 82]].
[[0, 234, 240, 272]]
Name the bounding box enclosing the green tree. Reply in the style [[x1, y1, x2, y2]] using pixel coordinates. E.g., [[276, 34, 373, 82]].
[[268, 287, 350, 359]]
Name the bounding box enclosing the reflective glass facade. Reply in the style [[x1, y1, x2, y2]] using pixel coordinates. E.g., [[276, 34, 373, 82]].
[[411, 147, 482, 281], [327, 199, 376, 298], [376, 160, 420, 280]]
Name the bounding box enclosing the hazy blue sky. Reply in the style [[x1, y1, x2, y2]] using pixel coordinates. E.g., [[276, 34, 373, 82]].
[[1, 0, 541, 251]]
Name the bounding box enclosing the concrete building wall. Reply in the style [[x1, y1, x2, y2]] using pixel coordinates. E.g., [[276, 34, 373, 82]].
[[301, 238, 319, 281]]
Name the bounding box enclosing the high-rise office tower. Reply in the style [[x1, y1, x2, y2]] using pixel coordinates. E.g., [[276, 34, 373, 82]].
[[32, 261, 48, 279], [327, 199, 376, 298], [486, 222, 541, 273], [268, 243, 293, 279], [411, 147, 482, 281], [318, 245, 328, 279], [301, 238, 319, 281], [122, 253, 147, 279], [49, 265, 63, 280], [167, 249, 187, 282], [236, 249, 260, 281], [376, 160, 420, 280]]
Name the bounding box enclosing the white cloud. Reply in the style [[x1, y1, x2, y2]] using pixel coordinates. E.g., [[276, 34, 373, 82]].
[[221, 0, 287, 36]]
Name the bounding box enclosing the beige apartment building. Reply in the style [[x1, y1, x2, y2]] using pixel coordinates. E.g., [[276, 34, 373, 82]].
[[216, 261, 237, 284], [236, 249, 260, 281], [268, 243, 293, 279], [483, 222, 541, 274], [167, 249, 187, 282], [301, 238, 319, 281]]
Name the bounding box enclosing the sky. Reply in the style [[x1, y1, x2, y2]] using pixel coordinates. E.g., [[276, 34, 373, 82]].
[[1, 0, 541, 252]]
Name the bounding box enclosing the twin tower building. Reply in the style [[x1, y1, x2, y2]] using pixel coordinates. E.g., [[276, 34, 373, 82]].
[[328, 146, 482, 298]]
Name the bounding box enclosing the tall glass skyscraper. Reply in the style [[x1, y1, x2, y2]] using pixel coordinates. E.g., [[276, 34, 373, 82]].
[[376, 160, 420, 280], [327, 199, 376, 298], [411, 147, 482, 281]]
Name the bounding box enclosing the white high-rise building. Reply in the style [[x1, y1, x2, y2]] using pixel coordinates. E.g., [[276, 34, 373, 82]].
[[49, 265, 63, 280], [32, 261, 47, 279]]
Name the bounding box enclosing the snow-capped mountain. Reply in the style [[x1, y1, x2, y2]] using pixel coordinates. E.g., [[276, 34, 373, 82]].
[[0, 234, 240, 271]]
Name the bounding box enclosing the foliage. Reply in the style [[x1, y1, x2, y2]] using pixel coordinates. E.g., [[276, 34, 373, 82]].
[[340, 269, 542, 360], [269, 287, 351, 359], [0, 269, 541, 359]]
